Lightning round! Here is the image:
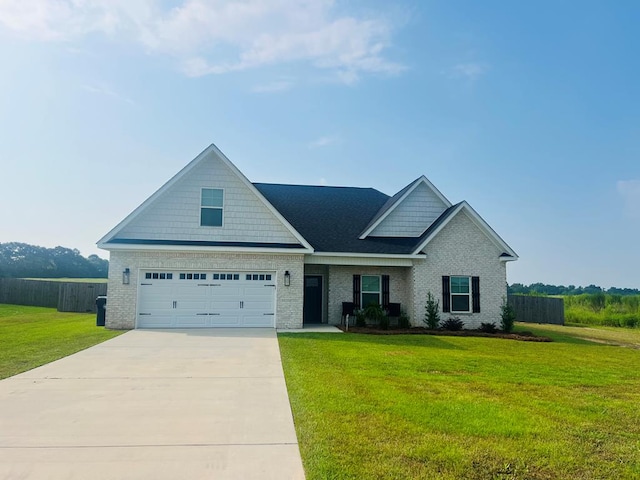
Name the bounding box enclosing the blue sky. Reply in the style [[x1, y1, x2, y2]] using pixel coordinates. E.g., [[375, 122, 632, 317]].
[[0, 1, 638, 288]]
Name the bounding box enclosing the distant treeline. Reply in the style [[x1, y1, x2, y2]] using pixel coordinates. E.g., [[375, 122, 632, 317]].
[[0, 242, 108, 278], [508, 282, 640, 296]]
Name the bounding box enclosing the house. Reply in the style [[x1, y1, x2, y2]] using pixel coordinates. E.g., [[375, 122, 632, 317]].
[[98, 144, 518, 330]]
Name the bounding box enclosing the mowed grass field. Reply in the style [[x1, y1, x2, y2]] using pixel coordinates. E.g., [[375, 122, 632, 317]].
[[279, 323, 640, 479], [0, 304, 123, 379]]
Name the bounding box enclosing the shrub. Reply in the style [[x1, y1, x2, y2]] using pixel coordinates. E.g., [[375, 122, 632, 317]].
[[364, 303, 387, 328], [355, 309, 367, 327], [500, 298, 517, 333], [442, 317, 464, 331], [398, 311, 410, 329], [624, 317, 639, 328], [479, 322, 497, 334], [424, 292, 441, 329]]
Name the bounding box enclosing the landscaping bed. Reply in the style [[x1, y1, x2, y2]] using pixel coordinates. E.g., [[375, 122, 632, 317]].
[[337, 325, 553, 342]]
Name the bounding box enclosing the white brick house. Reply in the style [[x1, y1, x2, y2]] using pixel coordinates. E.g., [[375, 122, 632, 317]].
[[98, 144, 517, 330]]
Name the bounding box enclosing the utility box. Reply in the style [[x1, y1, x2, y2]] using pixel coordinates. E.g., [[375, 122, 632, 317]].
[[96, 296, 107, 327]]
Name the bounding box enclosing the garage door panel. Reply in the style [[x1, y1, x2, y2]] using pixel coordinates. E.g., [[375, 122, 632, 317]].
[[137, 271, 276, 328], [137, 315, 174, 328], [210, 314, 241, 327], [242, 314, 274, 327], [176, 315, 209, 328]]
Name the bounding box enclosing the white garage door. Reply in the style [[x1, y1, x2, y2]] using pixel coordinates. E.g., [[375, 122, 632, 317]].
[[137, 271, 276, 328]]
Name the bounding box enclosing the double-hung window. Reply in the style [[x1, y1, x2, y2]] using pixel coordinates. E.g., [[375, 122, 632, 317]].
[[201, 188, 223, 227], [361, 275, 381, 308], [442, 275, 480, 313], [450, 276, 471, 312]]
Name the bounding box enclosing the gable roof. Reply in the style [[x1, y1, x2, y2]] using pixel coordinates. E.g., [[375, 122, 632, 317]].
[[98, 144, 313, 252], [359, 176, 451, 239], [254, 183, 422, 254], [411, 201, 518, 259]]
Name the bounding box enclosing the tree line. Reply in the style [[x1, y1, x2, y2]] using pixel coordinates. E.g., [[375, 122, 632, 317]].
[[508, 282, 640, 296], [0, 242, 108, 278]]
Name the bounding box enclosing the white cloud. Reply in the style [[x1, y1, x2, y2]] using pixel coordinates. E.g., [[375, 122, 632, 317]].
[[617, 179, 640, 218], [308, 135, 340, 149], [251, 78, 295, 94], [81, 83, 136, 105], [449, 62, 489, 81], [0, 0, 404, 83]]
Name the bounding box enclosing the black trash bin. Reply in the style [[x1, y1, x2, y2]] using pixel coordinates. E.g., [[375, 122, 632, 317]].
[[96, 296, 107, 327]]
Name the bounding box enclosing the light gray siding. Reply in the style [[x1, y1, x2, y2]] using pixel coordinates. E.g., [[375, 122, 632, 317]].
[[114, 154, 299, 245], [369, 182, 447, 237]]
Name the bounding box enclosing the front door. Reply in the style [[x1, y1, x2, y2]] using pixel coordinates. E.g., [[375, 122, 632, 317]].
[[303, 275, 323, 324]]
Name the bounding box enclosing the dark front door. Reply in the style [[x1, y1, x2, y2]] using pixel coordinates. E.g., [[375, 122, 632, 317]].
[[303, 275, 323, 324]]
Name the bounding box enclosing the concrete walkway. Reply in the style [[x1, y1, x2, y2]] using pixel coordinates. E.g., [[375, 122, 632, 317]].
[[0, 329, 305, 479]]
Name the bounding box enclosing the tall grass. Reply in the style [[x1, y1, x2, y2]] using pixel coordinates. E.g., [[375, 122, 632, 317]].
[[565, 293, 640, 327]]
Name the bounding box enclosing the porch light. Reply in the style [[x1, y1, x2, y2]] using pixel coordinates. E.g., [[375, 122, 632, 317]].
[[122, 268, 130, 285], [284, 270, 291, 287]]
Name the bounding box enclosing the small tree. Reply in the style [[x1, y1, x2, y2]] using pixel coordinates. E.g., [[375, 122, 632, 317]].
[[424, 292, 441, 329], [500, 298, 517, 333]]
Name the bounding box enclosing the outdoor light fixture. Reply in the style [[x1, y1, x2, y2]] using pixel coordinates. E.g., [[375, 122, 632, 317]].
[[122, 268, 130, 285], [284, 270, 291, 287]]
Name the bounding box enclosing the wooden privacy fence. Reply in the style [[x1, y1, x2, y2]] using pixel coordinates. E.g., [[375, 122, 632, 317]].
[[508, 294, 564, 325], [0, 279, 107, 313]]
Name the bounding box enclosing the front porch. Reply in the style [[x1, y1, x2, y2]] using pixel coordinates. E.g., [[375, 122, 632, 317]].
[[302, 264, 414, 326]]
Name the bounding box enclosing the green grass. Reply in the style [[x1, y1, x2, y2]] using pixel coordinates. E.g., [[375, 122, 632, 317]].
[[279, 323, 640, 479], [564, 294, 639, 328], [0, 304, 123, 379]]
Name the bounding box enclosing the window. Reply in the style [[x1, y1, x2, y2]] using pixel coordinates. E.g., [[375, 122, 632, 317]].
[[361, 275, 381, 308], [200, 188, 223, 227], [442, 276, 479, 313], [450, 276, 470, 312]]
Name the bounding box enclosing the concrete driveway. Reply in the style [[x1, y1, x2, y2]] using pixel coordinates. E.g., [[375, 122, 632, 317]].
[[0, 329, 305, 479]]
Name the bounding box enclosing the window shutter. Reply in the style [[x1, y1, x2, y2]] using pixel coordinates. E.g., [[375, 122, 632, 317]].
[[382, 275, 390, 309], [472, 276, 480, 313], [353, 275, 361, 309], [442, 276, 451, 313]]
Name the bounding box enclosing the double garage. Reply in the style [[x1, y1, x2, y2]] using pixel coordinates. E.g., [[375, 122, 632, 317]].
[[136, 270, 276, 328]]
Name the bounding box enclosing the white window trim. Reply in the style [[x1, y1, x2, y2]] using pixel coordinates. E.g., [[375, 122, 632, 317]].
[[200, 187, 224, 228], [450, 276, 471, 313], [361, 274, 381, 308]]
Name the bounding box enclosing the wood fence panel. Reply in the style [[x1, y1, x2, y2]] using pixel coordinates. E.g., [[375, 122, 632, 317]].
[[0, 279, 108, 312], [57, 283, 108, 313], [0, 279, 59, 308], [508, 295, 564, 325]]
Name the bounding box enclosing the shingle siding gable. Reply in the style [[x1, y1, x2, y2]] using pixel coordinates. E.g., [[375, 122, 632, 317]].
[[369, 182, 448, 237], [114, 155, 299, 245]]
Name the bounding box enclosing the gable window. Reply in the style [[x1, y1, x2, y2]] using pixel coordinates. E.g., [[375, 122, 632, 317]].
[[442, 276, 480, 313], [201, 188, 223, 227], [361, 275, 381, 308]]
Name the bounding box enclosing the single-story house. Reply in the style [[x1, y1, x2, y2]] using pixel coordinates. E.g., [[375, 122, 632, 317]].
[[98, 144, 517, 329]]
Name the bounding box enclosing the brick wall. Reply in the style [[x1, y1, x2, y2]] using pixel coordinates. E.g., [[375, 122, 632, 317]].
[[412, 210, 508, 329], [106, 250, 304, 329]]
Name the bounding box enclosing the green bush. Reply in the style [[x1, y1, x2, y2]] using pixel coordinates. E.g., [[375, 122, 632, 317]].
[[500, 298, 516, 333], [442, 317, 464, 331], [424, 292, 441, 329], [355, 309, 367, 327], [363, 303, 387, 329], [398, 311, 410, 329], [479, 322, 497, 334]]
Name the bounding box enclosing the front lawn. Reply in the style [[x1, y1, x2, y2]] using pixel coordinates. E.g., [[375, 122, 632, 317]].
[[0, 304, 123, 379], [279, 323, 640, 479]]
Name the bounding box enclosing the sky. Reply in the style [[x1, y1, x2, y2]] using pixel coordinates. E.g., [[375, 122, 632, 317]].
[[0, 0, 638, 289]]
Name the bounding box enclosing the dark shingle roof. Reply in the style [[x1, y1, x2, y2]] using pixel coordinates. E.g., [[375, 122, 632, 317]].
[[254, 183, 436, 254]]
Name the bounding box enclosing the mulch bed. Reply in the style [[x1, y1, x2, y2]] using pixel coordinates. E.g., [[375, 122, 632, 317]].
[[337, 326, 552, 342]]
